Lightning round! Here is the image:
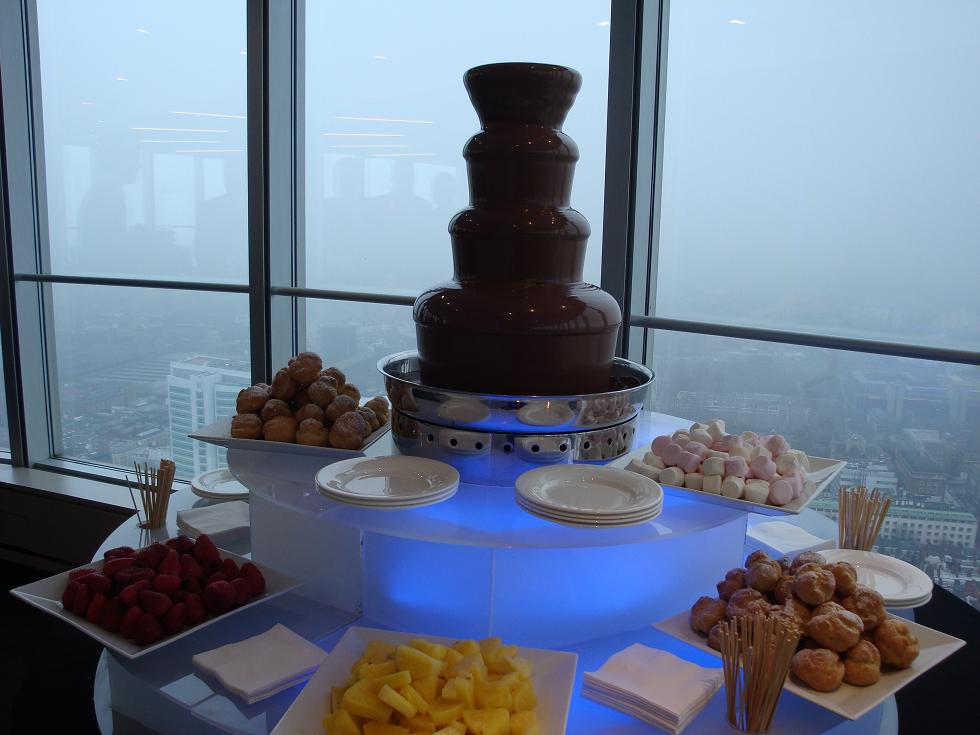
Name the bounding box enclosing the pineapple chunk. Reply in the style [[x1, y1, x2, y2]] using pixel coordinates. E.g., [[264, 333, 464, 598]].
[[446, 653, 487, 681], [440, 675, 475, 709], [411, 638, 449, 660], [494, 654, 533, 679], [443, 648, 464, 668], [363, 724, 408, 735], [378, 684, 418, 719], [363, 640, 398, 663], [398, 713, 435, 733], [342, 679, 394, 722], [462, 708, 510, 735], [479, 637, 503, 661], [396, 645, 445, 679], [494, 672, 520, 689], [324, 708, 360, 735], [511, 678, 537, 712], [509, 711, 540, 735], [398, 684, 429, 715], [366, 670, 413, 694], [331, 687, 346, 713], [429, 698, 464, 726], [451, 640, 480, 656], [474, 678, 512, 710], [412, 676, 441, 707], [359, 660, 399, 680], [433, 723, 465, 735]]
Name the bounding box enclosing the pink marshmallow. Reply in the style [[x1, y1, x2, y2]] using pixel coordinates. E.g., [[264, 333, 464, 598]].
[[713, 434, 742, 453], [784, 474, 803, 499], [765, 434, 791, 458], [767, 479, 793, 506], [677, 451, 702, 473], [723, 456, 749, 478], [650, 435, 672, 454], [750, 455, 779, 481], [661, 443, 685, 466], [671, 430, 690, 442], [685, 441, 710, 460]]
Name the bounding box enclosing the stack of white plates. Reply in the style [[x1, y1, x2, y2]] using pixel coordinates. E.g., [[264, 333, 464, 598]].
[[822, 549, 934, 609], [515, 466, 663, 528], [315, 456, 459, 510]]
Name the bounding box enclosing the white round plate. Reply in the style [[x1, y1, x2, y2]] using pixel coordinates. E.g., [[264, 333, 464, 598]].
[[516, 466, 662, 517], [515, 495, 661, 524], [321, 485, 458, 508], [516, 401, 575, 427], [517, 500, 662, 528], [822, 549, 933, 605], [885, 592, 933, 609], [191, 468, 249, 500], [515, 493, 662, 520], [316, 456, 459, 505]]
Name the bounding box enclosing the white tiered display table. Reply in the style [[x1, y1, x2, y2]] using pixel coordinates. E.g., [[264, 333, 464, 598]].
[[93, 412, 897, 734]]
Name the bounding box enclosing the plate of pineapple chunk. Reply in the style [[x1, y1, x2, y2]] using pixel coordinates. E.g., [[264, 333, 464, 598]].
[[271, 625, 577, 735]]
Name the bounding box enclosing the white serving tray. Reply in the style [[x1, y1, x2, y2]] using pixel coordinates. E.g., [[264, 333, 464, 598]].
[[190, 415, 390, 460], [654, 610, 964, 721], [611, 448, 846, 516], [10, 548, 299, 660], [272, 625, 578, 735]]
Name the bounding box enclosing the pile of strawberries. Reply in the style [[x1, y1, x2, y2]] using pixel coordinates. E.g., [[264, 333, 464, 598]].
[[61, 533, 266, 647]]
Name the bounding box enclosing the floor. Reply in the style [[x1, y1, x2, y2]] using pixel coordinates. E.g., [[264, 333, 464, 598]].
[[2, 559, 977, 735]]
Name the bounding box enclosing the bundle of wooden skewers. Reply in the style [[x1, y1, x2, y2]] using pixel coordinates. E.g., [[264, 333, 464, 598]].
[[838, 484, 891, 551], [719, 615, 800, 733], [128, 459, 176, 529]]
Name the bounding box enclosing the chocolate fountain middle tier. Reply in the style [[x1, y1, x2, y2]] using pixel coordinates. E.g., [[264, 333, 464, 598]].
[[414, 62, 622, 395]]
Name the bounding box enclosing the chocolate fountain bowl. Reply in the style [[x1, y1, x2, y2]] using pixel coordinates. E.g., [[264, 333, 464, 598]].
[[379, 351, 654, 485]]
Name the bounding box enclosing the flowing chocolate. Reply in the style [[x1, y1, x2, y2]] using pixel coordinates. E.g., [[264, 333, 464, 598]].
[[414, 62, 621, 395]]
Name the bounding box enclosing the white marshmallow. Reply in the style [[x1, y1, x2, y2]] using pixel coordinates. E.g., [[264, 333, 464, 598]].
[[749, 445, 772, 461], [741, 431, 759, 444], [706, 419, 726, 440], [743, 480, 770, 504], [705, 449, 730, 460], [720, 476, 745, 499], [627, 459, 661, 482], [690, 429, 714, 448], [776, 452, 800, 476], [702, 457, 725, 476], [790, 449, 810, 471], [671, 430, 690, 442], [643, 452, 666, 469], [702, 475, 722, 495], [690, 422, 709, 433], [684, 473, 704, 491], [730, 445, 753, 460], [659, 466, 685, 487]]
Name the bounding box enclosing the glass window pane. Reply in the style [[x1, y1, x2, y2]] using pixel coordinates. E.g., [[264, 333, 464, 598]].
[[0, 339, 8, 452], [49, 285, 250, 479], [303, 1, 611, 297], [646, 328, 980, 609], [654, 3, 980, 351], [35, 1, 248, 282]]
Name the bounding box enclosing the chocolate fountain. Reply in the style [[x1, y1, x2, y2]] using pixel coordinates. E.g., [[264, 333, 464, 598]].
[[380, 63, 654, 484]]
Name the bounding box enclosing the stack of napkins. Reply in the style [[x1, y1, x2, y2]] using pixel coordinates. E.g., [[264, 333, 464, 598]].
[[177, 500, 250, 546], [583, 644, 722, 734], [192, 624, 326, 704], [745, 520, 834, 559]]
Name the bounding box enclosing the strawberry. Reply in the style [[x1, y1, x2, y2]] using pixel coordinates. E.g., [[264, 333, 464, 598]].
[[73, 584, 91, 616], [134, 613, 164, 646], [119, 606, 143, 639], [81, 572, 112, 594], [231, 578, 251, 607], [104, 545, 135, 560], [186, 577, 203, 596], [158, 549, 180, 577], [115, 567, 155, 587], [193, 534, 220, 566], [61, 580, 80, 610], [166, 535, 195, 554], [240, 562, 266, 597], [102, 556, 136, 578], [203, 580, 236, 614], [139, 590, 172, 618], [172, 589, 189, 604], [162, 602, 187, 635], [220, 558, 241, 580], [69, 567, 97, 581], [136, 543, 170, 570], [152, 574, 182, 596], [180, 553, 203, 581], [101, 597, 125, 632], [206, 571, 228, 586], [184, 593, 206, 625], [87, 593, 107, 623], [119, 579, 151, 607]]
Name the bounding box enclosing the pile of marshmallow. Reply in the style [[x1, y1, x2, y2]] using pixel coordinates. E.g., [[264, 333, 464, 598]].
[[625, 419, 816, 506]]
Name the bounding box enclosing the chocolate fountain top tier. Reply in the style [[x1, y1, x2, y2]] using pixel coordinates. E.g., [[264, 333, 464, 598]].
[[465, 62, 581, 128]]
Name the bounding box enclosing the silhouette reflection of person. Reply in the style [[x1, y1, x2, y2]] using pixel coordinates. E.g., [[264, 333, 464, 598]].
[[76, 145, 134, 274], [312, 156, 371, 289], [195, 156, 247, 281]]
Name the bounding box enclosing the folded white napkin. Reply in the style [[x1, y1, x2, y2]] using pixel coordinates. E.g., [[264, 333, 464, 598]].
[[177, 500, 250, 545], [746, 520, 834, 558], [583, 644, 722, 734], [192, 624, 327, 704]]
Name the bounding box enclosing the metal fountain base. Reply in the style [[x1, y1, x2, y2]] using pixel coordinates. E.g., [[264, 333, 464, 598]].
[[379, 351, 655, 485]]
